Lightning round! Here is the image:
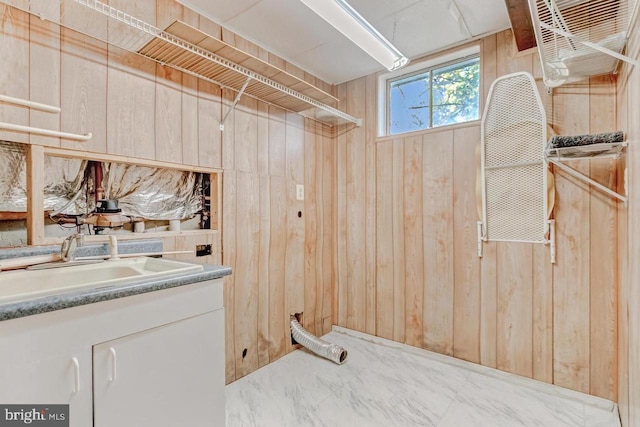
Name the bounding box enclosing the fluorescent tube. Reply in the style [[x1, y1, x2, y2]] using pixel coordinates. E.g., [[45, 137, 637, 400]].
[[300, 0, 409, 71]]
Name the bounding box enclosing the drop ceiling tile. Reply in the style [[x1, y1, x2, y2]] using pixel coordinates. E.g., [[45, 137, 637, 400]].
[[454, 0, 511, 36], [292, 37, 383, 84], [224, 0, 338, 58], [373, 1, 469, 59], [176, 0, 263, 23], [347, 0, 423, 23]]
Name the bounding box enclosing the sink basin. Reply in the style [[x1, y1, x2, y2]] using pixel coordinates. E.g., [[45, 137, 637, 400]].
[[0, 257, 204, 304]]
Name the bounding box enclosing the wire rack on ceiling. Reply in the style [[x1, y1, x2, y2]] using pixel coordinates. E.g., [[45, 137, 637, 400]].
[[5, 0, 361, 127], [528, 0, 640, 88]]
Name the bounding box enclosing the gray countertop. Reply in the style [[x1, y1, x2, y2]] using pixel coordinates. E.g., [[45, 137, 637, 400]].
[[0, 264, 232, 322]]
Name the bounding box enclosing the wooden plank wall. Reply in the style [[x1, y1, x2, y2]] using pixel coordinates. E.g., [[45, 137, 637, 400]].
[[0, 1, 334, 384], [616, 11, 639, 427], [335, 29, 620, 400]]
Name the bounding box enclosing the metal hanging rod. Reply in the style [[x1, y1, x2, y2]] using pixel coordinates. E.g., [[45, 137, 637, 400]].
[[0, 94, 61, 113], [0, 122, 92, 141]]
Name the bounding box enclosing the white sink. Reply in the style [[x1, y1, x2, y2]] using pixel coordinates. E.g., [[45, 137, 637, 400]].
[[0, 257, 204, 304]]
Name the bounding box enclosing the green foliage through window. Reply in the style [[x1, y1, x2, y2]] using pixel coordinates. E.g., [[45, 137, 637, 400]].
[[388, 56, 480, 135]]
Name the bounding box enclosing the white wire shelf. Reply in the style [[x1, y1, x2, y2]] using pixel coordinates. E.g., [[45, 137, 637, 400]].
[[545, 140, 627, 159], [544, 140, 627, 203], [528, 0, 640, 88], [1, 0, 361, 128]]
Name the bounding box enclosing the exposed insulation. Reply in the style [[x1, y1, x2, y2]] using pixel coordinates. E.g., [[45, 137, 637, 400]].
[[0, 141, 202, 220]]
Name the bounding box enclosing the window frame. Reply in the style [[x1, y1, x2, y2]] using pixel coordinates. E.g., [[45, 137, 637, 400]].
[[377, 45, 481, 138]]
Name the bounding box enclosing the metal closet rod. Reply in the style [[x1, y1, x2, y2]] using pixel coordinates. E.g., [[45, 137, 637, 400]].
[[0, 122, 92, 141], [0, 94, 61, 113]]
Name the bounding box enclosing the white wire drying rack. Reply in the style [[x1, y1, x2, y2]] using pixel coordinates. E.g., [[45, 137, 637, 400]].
[[528, 0, 640, 88], [3, 0, 362, 128]]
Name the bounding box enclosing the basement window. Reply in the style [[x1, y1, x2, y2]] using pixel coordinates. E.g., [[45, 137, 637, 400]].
[[378, 46, 480, 137]]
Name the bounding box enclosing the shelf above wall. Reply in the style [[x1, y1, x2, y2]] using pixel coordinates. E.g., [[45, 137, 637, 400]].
[[73, 0, 362, 127]]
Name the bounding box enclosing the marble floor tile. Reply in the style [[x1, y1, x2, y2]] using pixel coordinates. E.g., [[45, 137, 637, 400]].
[[437, 371, 585, 427], [584, 405, 621, 427], [226, 329, 620, 427]]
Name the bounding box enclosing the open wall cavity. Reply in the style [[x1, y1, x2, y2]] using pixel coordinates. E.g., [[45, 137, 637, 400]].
[[0, 141, 221, 247]]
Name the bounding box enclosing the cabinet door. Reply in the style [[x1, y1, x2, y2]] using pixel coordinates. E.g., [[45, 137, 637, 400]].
[[93, 310, 225, 427], [0, 353, 92, 427]]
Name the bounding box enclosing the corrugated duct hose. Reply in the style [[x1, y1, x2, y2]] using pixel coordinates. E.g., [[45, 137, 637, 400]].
[[290, 317, 348, 365]]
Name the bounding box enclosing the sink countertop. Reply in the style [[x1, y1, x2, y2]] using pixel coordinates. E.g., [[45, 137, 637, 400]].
[[0, 264, 232, 322]]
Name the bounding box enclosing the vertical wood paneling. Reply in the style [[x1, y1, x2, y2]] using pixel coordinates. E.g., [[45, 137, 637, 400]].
[[364, 74, 377, 336], [403, 136, 424, 348], [155, 65, 182, 163], [234, 97, 258, 173], [481, 33, 497, 105], [376, 140, 394, 340], [0, 6, 29, 144], [552, 83, 591, 394], [155, 0, 182, 29], [496, 29, 532, 76], [617, 49, 632, 426], [423, 131, 455, 355], [497, 242, 533, 377], [480, 241, 497, 367], [60, 29, 107, 153], [285, 112, 305, 349], [106, 0, 155, 160], [199, 82, 222, 169], [234, 171, 260, 378], [321, 127, 335, 333], [257, 103, 269, 176], [106, 46, 156, 159], [223, 170, 237, 383], [304, 120, 319, 334], [181, 74, 199, 166], [453, 126, 481, 363], [268, 176, 287, 361], [335, 84, 348, 328], [257, 174, 270, 368], [221, 88, 235, 170], [624, 32, 640, 420], [29, 13, 60, 147], [533, 244, 553, 383], [345, 77, 366, 332], [589, 75, 618, 401], [268, 106, 286, 176], [392, 139, 406, 343]]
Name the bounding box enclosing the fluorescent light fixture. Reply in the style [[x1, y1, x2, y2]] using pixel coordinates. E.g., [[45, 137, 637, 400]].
[[300, 0, 409, 71]]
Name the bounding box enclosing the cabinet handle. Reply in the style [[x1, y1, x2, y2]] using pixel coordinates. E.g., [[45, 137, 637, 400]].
[[71, 357, 80, 394], [109, 347, 117, 382]]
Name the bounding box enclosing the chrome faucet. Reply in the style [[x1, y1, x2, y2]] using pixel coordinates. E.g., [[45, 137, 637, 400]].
[[61, 234, 84, 262]]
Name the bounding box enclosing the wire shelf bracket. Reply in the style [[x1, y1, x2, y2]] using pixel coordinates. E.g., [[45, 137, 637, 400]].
[[219, 77, 251, 131]]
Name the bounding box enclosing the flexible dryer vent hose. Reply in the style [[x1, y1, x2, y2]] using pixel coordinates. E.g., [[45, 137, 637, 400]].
[[290, 317, 348, 365]]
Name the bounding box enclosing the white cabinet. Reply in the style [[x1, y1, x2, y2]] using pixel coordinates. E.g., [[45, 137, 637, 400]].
[[0, 278, 224, 427], [93, 311, 225, 427], [0, 353, 93, 426]]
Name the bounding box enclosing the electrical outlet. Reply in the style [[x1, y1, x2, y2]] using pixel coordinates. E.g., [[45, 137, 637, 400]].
[[296, 184, 304, 201]]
